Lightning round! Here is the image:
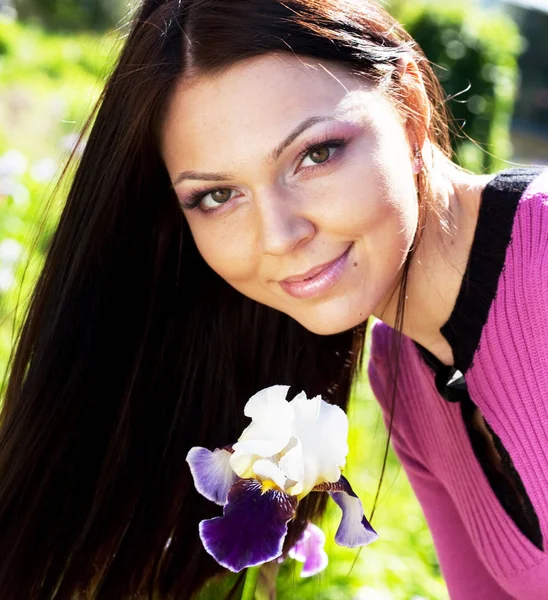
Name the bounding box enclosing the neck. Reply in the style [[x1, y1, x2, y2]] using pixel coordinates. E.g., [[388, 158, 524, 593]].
[[372, 154, 493, 366]]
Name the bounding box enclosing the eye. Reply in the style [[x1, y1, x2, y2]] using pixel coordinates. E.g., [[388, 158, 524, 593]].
[[180, 138, 347, 213], [298, 140, 345, 171], [200, 188, 233, 210]]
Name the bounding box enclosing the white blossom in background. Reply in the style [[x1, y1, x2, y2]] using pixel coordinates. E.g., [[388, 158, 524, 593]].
[[49, 97, 66, 122], [0, 268, 15, 293], [31, 158, 57, 183], [0, 150, 27, 178], [0, 3, 17, 21], [354, 587, 394, 600], [0, 239, 22, 265], [0, 177, 30, 208], [0, 240, 22, 295]]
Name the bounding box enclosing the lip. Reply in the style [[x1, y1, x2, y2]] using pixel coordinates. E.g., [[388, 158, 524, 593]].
[[279, 244, 353, 300]]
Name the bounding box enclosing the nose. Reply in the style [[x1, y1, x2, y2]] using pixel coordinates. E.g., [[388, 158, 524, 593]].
[[258, 189, 316, 256]]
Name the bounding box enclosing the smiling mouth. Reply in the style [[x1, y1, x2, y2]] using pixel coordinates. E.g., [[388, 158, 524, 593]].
[[278, 244, 353, 300], [280, 245, 353, 284]]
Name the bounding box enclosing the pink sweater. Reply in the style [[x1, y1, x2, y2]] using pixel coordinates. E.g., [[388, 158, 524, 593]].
[[367, 167, 548, 599]]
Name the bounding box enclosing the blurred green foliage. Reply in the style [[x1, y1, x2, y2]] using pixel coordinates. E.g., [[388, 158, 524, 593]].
[[391, 0, 522, 173], [0, 19, 119, 369], [13, 0, 127, 32]]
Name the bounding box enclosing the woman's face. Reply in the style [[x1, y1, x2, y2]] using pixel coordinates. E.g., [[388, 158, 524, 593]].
[[161, 53, 419, 335]]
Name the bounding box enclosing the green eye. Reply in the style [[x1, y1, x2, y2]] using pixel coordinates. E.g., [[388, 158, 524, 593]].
[[308, 146, 331, 164]]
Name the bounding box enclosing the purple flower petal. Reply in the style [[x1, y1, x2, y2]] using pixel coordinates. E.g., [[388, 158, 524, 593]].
[[288, 522, 328, 577], [315, 475, 378, 547], [186, 446, 239, 506], [199, 478, 298, 572]]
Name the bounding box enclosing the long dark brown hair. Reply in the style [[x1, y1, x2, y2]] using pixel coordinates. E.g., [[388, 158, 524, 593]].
[[0, 1, 453, 598]]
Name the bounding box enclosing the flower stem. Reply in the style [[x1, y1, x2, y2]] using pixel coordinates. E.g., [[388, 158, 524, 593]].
[[241, 566, 261, 600]]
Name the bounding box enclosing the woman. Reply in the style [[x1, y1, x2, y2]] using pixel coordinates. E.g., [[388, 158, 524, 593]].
[[0, 0, 546, 598]]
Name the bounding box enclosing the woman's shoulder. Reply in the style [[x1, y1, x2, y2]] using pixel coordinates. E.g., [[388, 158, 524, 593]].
[[479, 165, 548, 287], [510, 166, 548, 273], [482, 165, 548, 198], [468, 165, 548, 387], [518, 166, 548, 239], [520, 165, 548, 198]]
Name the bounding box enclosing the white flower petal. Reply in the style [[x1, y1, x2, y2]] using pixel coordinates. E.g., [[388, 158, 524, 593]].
[[290, 394, 348, 495], [232, 438, 286, 458], [243, 385, 292, 420], [228, 387, 350, 501], [230, 386, 295, 477], [229, 449, 256, 478], [238, 385, 294, 449], [252, 459, 288, 490], [278, 438, 305, 496]]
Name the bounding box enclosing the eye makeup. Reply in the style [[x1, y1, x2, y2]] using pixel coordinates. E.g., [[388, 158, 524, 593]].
[[179, 132, 350, 214]]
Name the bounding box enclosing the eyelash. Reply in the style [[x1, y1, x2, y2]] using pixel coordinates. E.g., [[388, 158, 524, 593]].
[[180, 136, 348, 213]]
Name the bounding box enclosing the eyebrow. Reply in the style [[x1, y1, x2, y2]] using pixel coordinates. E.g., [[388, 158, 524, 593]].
[[172, 115, 335, 187]]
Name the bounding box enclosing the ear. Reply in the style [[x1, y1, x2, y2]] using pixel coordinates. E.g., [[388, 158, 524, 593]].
[[395, 55, 432, 151]]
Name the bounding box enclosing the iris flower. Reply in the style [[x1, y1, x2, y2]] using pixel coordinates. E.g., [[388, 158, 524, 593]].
[[186, 385, 378, 573], [287, 522, 329, 577]]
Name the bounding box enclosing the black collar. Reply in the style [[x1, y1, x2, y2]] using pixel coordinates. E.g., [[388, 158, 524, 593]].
[[413, 167, 544, 377]]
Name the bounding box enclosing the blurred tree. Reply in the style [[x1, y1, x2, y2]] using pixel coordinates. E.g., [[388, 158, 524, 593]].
[[390, 0, 523, 173], [508, 4, 548, 131], [13, 0, 127, 32]]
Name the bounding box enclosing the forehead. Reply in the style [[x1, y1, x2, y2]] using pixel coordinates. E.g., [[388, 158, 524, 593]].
[[160, 53, 384, 167]]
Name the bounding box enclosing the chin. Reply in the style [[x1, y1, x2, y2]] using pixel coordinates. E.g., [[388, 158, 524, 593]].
[[294, 313, 366, 336]]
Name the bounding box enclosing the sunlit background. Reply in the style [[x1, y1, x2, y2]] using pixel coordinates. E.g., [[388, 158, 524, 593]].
[[0, 0, 547, 598]]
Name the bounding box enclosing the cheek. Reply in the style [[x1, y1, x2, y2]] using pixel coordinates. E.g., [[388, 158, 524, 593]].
[[359, 154, 419, 249], [185, 216, 259, 283], [312, 164, 417, 243], [306, 129, 418, 241]]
